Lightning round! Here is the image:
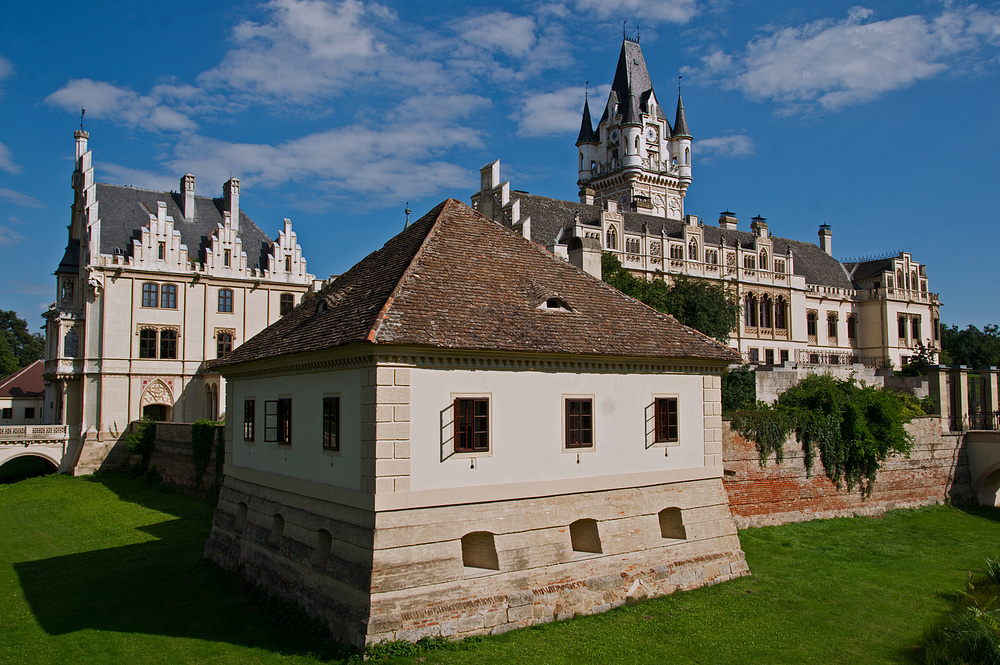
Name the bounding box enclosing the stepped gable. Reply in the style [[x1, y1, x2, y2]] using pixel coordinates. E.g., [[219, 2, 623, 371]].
[[0, 360, 44, 398], [216, 199, 739, 368], [845, 257, 895, 283], [93, 183, 274, 269], [513, 193, 853, 290]]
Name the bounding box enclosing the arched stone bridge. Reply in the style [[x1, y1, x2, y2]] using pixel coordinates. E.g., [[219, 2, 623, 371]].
[[0, 425, 69, 476]]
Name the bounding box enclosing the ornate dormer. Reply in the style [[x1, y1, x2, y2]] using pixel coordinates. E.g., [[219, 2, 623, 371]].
[[129, 201, 189, 271], [577, 37, 692, 221], [206, 209, 247, 275], [267, 219, 308, 282]]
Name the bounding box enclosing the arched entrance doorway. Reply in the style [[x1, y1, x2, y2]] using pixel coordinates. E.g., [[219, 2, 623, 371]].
[[140, 379, 174, 422]]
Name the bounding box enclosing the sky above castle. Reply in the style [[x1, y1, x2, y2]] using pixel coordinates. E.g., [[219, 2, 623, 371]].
[[1, 0, 999, 330]]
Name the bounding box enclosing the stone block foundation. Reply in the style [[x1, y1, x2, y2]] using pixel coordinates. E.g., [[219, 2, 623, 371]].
[[204, 475, 747, 648]]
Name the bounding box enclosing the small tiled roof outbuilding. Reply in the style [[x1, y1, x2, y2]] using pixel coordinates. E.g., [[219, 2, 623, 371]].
[[215, 199, 739, 368], [0, 360, 44, 398]]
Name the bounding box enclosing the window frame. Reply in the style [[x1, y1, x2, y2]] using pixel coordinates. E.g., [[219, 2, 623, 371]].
[[1, 407, 11, 419], [564, 396, 594, 451], [279, 293, 295, 316], [141, 282, 159, 308], [160, 283, 177, 309], [653, 396, 679, 444], [453, 396, 490, 454], [264, 397, 292, 445], [159, 329, 177, 359], [322, 395, 340, 452], [218, 288, 234, 313], [139, 328, 158, 359], [216, 331, 233, 358], [243, 398, 255, 442]]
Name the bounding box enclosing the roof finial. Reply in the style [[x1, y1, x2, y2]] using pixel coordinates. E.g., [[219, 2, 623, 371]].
[[622, 19, 627, 39], [636, 25, 640, 42], [585, 81, 589, 100], [80, 108, 86, 131], [678, 75, 683, 93], [404, 202, 411, 230]]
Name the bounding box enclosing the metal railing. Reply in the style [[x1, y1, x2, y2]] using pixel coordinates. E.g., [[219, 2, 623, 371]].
[[951, 412, 1000, 432]]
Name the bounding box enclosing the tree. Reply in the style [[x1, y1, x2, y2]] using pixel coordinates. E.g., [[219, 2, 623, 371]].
[[601, 252, 740, 344], [941, 324, 1000, 368], [0, 310, 44, 375]]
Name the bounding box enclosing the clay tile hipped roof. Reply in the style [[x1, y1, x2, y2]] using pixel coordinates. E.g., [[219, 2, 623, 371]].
[[0, 360, 44, 398], [214, 199, 740, 368]]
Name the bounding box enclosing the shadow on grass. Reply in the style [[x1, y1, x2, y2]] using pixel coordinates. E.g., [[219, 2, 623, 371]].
[[14, 474, 356, 662], [955, 504, 1000, 524]]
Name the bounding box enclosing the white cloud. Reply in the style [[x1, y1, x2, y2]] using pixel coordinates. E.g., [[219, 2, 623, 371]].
[[45, 79, 196, 132], [0, 188, 44, 209], [97, 164, 180, 193], [197, 0, 387, 102], [514, 84, 611, 137], [0, 55, 11, 92], [0, 224, 25, 245], [692, 5, 1000, 113], [572, 0, 698, 24], [164, 102, 486, 200], [695, 134, 755, 160], [0, 142, 20, 174], [452, 12, 538, 57]]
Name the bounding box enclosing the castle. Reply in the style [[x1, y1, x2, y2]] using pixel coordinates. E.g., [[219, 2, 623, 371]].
[[45, 130, 318, 474], [473, 36, 940, 372]]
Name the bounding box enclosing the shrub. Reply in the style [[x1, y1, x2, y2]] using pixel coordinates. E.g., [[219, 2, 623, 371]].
[[722, 364, 756, 414], [730, 374, 915, 496], [191, 419, 223, 487], [126, 419, 156, 473], [921, 558, 1000, 664]]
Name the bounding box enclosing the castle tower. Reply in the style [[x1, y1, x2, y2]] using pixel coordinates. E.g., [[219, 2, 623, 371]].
[[576, 37, 691, 220]]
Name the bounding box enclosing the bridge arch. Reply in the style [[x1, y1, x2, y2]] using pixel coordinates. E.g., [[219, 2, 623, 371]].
[[0, 451, 59, 483]]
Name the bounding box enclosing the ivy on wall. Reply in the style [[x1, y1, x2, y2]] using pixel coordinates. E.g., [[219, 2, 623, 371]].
[[191, 419, 223, 487], [731, 374, 922, 497]]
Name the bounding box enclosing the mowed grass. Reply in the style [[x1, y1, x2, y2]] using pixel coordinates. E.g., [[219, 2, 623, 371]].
[[1, 474, 999, 665]]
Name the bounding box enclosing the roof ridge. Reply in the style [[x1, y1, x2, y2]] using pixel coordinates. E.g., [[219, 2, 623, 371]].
[[367, 199, 457, 343]]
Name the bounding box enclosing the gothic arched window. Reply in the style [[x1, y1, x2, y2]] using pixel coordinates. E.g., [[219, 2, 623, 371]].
[[688, 239, 698, 260], [744, 293, 758, 328], [775, 296, 787, 329], [63, 329, 79, 358], [684, 147, 690, 164], [760, 294, 773, 328], [897, 269, 905, 291], [759, 249, 768, 271], [606, 227, 617, 250]]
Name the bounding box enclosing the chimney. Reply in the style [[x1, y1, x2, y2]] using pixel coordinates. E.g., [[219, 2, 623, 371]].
[[719, 210, 738, 230], [223, 177, 240, 230], [750, 215, 768, 238], [579, 187, 595, 206], [818, 223, 832, 255], [181, 173, 195, 221], [568, 236, 602, 278]]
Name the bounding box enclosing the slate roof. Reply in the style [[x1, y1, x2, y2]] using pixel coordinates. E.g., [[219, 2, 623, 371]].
[[600, 39, 671, 130], [844, 258, 895, 283], [673, 95, 691, 138], [93, 183, 275, 268], [215, 199, 739, 368], [512, 193, 854, 290], [0, 360, 44, 398], [56, 239, 81, 275], [576, 98, 599, 144]]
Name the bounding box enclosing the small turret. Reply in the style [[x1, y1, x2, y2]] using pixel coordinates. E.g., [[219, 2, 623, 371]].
[[672, 94, 692, 182], [223, 177, 240, 232], [576, 97, 599, 182]]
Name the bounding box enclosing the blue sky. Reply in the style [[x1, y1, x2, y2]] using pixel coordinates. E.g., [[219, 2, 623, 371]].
[[2, 0, 999, 333]]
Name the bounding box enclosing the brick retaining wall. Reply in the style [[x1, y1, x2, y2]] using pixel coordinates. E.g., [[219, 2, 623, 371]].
[[722, 415, 975, 528]]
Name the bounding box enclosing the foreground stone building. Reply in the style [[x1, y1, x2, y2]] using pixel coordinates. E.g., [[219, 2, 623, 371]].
[[45, 130, 317, 473], [204, 199, 748, 646], [473, 37, 941, 371]]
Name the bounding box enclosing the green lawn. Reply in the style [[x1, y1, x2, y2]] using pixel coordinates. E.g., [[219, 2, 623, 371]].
[[1, 474, 997, 664]]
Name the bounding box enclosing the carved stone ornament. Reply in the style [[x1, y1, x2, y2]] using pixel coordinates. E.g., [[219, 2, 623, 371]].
[[87, 271, 104, 297], [140, 380, 173, 407]]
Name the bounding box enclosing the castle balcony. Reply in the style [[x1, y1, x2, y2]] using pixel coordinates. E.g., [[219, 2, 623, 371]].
[[0, 424, 69, 444]]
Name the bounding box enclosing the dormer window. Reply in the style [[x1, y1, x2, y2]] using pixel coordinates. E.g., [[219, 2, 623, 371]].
[[538, 297, 573, 313], [316, 300, 329, 314]]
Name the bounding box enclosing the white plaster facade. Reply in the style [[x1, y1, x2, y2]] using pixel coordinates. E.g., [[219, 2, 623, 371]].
[[44, 130, 319, 474]]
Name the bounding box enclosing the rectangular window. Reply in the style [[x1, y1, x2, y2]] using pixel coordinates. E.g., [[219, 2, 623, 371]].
[[807, 312, 817, 337], [1, 408, 11, 419], [159, 329, 177, 359], [706, 250, 718, 265], [749, 348, 759, 364], [933, 318, 940, 341], [765, 349, 775, 365], [280, 293, 295, 316], [898, 316, 907, 340], [775, 259, 785, 274], [160, 284, 177, 309], [828, 315, 838, 338], [223, 249, 231, 267], [139, 329, 157, 358], [654, 398, 678, 443], [24, 407, 35, 419], [323, 396, 340, 451], [780, 349, 789, 365], [454, 398, 489, 453], [565, 399, 593, 449], [157, 242, 165, 260], [217, 332, 233, 358], [265, 398, 292, 444], [847, 316, 857, 340], [912, 316, 921, 341], [243, 399, 255, 442], [218, 289, 233, 313], [141, 283, 159, 308]]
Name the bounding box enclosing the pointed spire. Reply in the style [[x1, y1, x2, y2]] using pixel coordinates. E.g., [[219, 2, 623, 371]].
[[673, 94, 691, 138], [576, 96, 599, 144]]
